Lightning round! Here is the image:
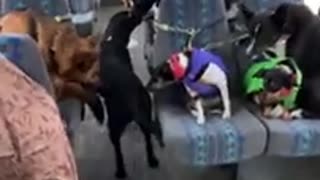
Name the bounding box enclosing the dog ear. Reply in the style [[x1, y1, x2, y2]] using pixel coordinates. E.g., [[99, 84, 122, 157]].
[[270, 3, 291, 32], [51, 25, 75, 52], [50, 26, 78, 75], [183, 49, 192, 58], [51, 29, 63, 53]]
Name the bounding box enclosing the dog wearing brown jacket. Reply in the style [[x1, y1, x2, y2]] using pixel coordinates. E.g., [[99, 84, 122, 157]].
[[0, 9, 104, 122]]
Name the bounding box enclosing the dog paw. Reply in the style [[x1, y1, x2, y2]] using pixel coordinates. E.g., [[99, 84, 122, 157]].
[[197, 117, 205, 125], [290, 109, 303, 119], [115, 170, 127, 179], [222, 111, 231, 119], [148, 157, 159, 168], [190, 109, 198, 117]]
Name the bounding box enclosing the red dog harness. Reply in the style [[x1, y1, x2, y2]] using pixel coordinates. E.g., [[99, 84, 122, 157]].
[[168, 53, 187, 80]]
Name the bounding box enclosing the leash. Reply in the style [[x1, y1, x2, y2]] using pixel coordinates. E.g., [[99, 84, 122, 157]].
[[152, 20, 200, 49], [203, 33, 250, 49], [151, 19, 250, 50]]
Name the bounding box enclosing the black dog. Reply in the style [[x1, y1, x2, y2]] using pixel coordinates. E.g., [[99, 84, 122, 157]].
[[240, 3, 320, 118], [98, 10, 164, 178]]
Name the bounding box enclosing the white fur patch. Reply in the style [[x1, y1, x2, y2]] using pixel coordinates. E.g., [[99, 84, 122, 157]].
[[279, 65, 293, 74], [127, 38, 139, 48], [128, 0, 134, 7], [185, 62, 231, 123], [152, 4, 160, 20], [199, 63, 227, 85], [177, 53, 188, 69], [106, 36, 112, 42]]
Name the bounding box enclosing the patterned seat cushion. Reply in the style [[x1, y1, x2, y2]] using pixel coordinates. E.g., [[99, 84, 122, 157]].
[[0, 33, 54, 95], [244, 102, 320, 157], [156, 86, 267, 165], [1, 0, 70, 16], [262, 119, 320, 156]]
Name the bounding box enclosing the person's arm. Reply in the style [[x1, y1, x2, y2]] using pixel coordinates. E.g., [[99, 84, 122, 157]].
[[0, 59, 79, 180]]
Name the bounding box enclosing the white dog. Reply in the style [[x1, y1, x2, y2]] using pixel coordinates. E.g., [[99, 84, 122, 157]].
[[149, 48, 231, 124]]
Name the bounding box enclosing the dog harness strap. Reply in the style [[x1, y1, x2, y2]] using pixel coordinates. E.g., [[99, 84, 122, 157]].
[[187, 49, 227, 80]]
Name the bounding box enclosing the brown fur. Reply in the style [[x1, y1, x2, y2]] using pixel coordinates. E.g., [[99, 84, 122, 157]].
[[0, 10, 99, 102]]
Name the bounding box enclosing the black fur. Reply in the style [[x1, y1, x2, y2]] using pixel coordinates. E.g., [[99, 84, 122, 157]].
[[131, 0, 161, 18], [225, 0, 238, 11], [82, 93, 105, 124], [239, 3, 283, 53], [99, 9, 164, 178], [240, 3, 320, 118]]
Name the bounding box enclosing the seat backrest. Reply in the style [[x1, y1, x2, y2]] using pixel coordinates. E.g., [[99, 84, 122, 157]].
[[69, 0, 94, 13], [150, 0, 242, 94], [0, 33, 54, 95], [153, 0, 229, 62], [1, 0, 70, 16]]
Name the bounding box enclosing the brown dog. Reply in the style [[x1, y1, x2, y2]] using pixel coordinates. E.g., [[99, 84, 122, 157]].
[[0, 9, 99, 102]]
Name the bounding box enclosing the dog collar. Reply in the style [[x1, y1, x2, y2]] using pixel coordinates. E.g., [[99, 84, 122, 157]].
[[168, 53, 187, 80]]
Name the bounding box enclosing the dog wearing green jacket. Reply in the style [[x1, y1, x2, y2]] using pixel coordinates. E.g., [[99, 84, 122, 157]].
[[244, 52, 302, 119]]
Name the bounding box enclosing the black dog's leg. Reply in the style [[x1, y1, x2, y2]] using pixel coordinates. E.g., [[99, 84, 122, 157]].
[[80, 103, 86, 121], [86, 94, 105, 125], [109, 125, 127, 178], [138, 123, 159, 168]]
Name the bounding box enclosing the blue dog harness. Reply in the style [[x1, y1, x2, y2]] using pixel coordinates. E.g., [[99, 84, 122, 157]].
[[183, 48, 227, 97]]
